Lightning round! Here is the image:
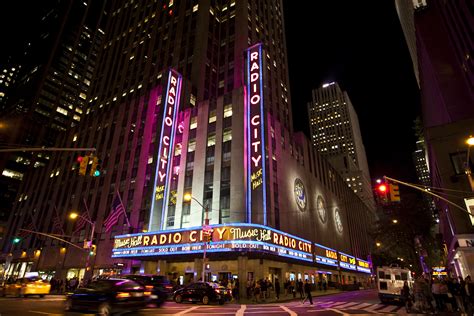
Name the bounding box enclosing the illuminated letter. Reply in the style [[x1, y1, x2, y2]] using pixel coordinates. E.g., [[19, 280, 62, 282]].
[[273, 232, 279, 244], [251, 72, 259, 82], [250, 52, 258, 61], [251, 62, 259, 72], [158, 171, 166, 182], [251, 141, 261, 152], [171, 76, 177, 85], [169, 86, 176, 97], [251, 155, 262, 167], [143, 236, 150, 246], [151, 235, 158, 245], [160, 234, 167, 244], [250, 95, 260, 105], [165, 116, 173, 126], [251, 115, 260, 126], [190, 231, 197, 242], [173, 233, 182, 244], [163, 136, 170, 146], [216, 227, 226, 240]]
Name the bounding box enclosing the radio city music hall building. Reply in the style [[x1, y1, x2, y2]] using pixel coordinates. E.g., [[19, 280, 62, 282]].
[[3, 1, 374, 286]]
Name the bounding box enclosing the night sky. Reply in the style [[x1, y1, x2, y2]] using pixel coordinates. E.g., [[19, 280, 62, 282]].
[[283, 0, 421, 183], [1, 1, 421, 183]]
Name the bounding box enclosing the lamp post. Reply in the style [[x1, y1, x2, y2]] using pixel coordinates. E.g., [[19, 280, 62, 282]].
[[183, 193, 210, 282], [466, 136, 474, 191], [69, 212, 96, 280]]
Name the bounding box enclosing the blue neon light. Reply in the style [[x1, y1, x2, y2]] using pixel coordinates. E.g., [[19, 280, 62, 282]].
[[160, 70, 182, 230], [258, 44, 267, 226], [148, 75, 172, 231]]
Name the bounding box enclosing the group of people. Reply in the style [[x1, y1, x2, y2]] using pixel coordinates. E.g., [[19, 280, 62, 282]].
[[245, 278, 315, 304], [49, 276, 83, 293], [402, 275, 474, 313]]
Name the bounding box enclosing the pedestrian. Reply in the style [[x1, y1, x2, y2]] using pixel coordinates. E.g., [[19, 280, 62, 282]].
[[290, 279, 296, 298], [302, 279, 313, 305], [297, 279, 304, 299], [275, 278, 281, 300], [233, 278, 239, 301], [402, 280, 413, 313], [261, 279, 267, 301], [322, 278, 327, 291], [254, 280, 261, 303]]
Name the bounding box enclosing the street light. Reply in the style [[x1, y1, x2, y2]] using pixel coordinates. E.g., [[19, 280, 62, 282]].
[[376, 242, 381, 247], [392, 219, 398, 224], [183, 193, 210, 282], [466, 135, 474, 191], [69, 212, 96, 280]]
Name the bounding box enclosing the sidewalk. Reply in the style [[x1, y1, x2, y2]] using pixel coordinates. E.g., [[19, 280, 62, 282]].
[[237, 289, 342, 304]]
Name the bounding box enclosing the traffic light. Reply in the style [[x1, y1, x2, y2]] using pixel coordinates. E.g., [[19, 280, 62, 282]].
[[13, 237, 21, 244], [78, 155, 89, 176], [376, 183, 388, 202], [389, 183, 401, 202], [89, 156, 101, 177], [89, 244, 96, 256]]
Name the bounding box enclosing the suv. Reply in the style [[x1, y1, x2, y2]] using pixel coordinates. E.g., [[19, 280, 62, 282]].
[[122, 275, 174, 304], [173, 282, 225, 305]]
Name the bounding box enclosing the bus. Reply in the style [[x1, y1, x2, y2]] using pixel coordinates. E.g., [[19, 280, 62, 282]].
[[376, 265, 413, 303]]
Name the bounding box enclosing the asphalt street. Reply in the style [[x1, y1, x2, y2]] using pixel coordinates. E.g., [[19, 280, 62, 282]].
[[0, 289, 453, 315]]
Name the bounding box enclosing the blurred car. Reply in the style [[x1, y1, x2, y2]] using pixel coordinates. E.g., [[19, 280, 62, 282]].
[[1, 277, 51, 297], [173, 282, 225, 305], [64, 278, 150, 315], [122, 274, 172, 304]]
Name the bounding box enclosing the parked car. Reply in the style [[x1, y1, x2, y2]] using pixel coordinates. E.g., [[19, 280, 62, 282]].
[[1, 277, 51, 297], [173, 282, 225, 305], [64, 278, 150, 316], [122, 274, 172, 304]]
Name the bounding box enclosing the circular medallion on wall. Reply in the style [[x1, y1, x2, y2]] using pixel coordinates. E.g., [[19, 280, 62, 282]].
[[316, 195, 327, 224], [334, 208, 343, 233], [294, 178, 307, 212]]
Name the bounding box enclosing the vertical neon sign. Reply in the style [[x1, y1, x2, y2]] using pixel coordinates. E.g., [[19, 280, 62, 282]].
[[149, 69, 182, 231], [245, 43, 267, 225]]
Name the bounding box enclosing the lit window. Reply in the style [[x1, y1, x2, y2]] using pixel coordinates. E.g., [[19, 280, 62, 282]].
[[79, 92, 87, 100], [207, 133, 216, 147], [223, 128, 232, 142], [223, 104, 232, 118], [148, 156, 153, 164], [190, 117, 197, 129], [73, 115, 81, 121], [2, 169, 24, 180], [174, 143, 182, 156], [209, 110, 216, 123], [193, 4, 198, 12], [188, 140, 196, 152], [56, 107, 68, 115], [73, 134, 78, 142]]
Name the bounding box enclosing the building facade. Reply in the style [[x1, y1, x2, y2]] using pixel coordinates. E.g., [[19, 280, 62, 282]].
[[414, 0, 474, 277], [307, 82, 375, 212], [2, 0, 374, 289]]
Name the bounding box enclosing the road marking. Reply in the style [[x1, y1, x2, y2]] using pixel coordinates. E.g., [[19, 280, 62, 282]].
[[175, 306, 200, 315], [377, 305, 399, 313], [323, 301, 347, 307], [364, 304, 384, 311], [348, 303, 372, 309], [281, 305, 297, 316], [333, 302, 359, 308], [236, 304, 246, 316], [327, 308, 350, 315]]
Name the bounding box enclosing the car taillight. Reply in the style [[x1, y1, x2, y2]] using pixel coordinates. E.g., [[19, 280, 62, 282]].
[[165, 285, 173, 289], [116, 292, 131, 298], [144, 291, 151, 296], [146, 285, 153, 290]]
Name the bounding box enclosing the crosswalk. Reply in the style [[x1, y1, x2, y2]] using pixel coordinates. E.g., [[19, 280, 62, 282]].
[[293, 300, 404, 313]]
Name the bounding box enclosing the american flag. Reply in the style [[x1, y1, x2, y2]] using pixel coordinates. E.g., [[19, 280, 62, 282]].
[[103, 193, 127, 232], [73, 210, 91, 233], [52, 206, 65, 235], [18, 221, 36, 237]]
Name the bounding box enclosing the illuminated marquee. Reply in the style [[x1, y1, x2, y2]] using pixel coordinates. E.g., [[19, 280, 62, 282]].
[[432, 266, 447, 276], [149, 69, 182, 231], [314, 244, 338, 267], [338, 252, 357, 271], [356, 258, 371, 273], [113, 223, 313, 262], [245, 43, 267, 225]]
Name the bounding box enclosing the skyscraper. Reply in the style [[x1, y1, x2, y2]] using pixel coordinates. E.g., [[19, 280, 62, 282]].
[[3, 0, 373, 287], [0, 0, 105, 237], [307, 82, 374, 211]]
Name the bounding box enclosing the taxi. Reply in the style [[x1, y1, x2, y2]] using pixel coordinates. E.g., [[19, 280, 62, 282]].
[[2, 277, 51, 297]]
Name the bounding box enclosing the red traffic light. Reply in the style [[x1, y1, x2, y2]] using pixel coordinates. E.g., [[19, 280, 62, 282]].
[[377, 184, 387, 193]]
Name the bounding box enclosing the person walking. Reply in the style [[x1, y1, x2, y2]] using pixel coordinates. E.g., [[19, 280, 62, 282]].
[[297, 279, 304, 299], [275, 278, 281, 300], [302, 280, 313, 305]]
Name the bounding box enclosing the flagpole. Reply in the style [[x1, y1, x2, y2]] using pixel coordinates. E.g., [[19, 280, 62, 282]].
[[116, 190, 131, 227]]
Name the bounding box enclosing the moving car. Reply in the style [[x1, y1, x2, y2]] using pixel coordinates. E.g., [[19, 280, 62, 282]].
[[122, 274, 173, 304], [64, 278, 150, 316], [173, 282, 225, 305], [1, 277, 51, 297], [377, 265, 414, 303]]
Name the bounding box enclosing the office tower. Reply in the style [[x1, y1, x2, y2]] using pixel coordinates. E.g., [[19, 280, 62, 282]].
[[4, 1, 374, 286], [307, 82, 374, 211], [0, 0, 105, 239], [415, 0, 474, 277]]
